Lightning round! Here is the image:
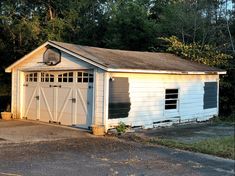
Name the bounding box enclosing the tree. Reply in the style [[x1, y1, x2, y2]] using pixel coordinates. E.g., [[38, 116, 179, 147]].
[[0, 0, 234, 115], [161, 36, 234, 115], [104, 0, 158, 51]]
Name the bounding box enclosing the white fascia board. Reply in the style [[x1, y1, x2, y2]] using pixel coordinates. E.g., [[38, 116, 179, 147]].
[[5, 41, 108, 73], [48, 42, 108, 71], [5, 42, 50, 73], [107, 68, 226, 75]]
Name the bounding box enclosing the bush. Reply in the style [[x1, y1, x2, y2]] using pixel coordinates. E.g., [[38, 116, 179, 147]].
[[116, 121, 127, 133]]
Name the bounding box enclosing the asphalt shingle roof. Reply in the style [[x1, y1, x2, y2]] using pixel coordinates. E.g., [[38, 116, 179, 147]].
[[49, 41, 224, 73]]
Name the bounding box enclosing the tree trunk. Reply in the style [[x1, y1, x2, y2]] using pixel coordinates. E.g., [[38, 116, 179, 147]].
[[225, 0, 235, 53], [48, 5, 54, 20], [181, 27, 185, 43], [19, 31, 22, 47]]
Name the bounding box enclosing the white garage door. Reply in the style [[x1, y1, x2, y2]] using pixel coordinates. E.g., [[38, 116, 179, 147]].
[[23, 71, 93, 128]]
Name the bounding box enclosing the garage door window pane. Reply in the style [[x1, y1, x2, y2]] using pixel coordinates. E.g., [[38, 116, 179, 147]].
[[45, 74, 49, 82], [50, 75, 54, 82], [41, 73, 54, 82], [29, 73, 33, 82], [63, 73, 67, 82], [78, 72, 82, 82], [25, 72, 38, 82], [58, 74, 62, 82], [68, 72, 73, 82], [58, 72, 73, 82], [83, 73, 89, 82], [25, 74, 29, 82], [34, 73, 37, 82], [77, 71, 93, 83]]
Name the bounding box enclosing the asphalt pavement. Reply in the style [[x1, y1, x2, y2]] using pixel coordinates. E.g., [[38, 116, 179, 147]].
[[0, 120, 234, 176]]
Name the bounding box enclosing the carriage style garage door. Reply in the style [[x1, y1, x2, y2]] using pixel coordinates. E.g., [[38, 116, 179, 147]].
[[23, 71, 93, 128]]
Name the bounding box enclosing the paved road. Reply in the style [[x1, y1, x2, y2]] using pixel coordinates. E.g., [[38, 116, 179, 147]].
[[0, 120, 234, 176]]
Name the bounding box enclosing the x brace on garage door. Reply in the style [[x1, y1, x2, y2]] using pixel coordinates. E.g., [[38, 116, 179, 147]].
[[23, 71, 93, 128]]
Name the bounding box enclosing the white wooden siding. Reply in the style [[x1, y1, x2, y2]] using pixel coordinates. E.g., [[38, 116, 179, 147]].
[[11, 47, 106, 127], [11, 69, 17, 118], [9, 44, 220, 130], [93, 68, 105, 125], [18, 50, 94, 71], [107, 73, 219, 128]]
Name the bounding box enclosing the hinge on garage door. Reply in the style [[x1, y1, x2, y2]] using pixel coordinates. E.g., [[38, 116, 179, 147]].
[[23, 84, 28, 87]]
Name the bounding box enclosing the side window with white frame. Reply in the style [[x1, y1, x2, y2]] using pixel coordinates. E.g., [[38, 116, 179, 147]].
[[165, 89, 179, 110]]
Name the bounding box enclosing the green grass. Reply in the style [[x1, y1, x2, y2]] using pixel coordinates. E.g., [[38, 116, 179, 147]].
[[150, 136, 235, 160]]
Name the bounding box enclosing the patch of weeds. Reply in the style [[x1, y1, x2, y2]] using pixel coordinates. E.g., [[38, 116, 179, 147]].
[[192, 136, 235, 159], [211, 114, 235, 124], [116, 121, 127, 134], [219, 114, 235, 123], [150, 136, 235, 160]]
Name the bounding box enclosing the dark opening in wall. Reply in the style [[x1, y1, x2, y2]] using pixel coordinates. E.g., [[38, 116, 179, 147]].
[[108, 77, 131, 119], [204, 82, 217, 109], [165, 89, 178, 110]]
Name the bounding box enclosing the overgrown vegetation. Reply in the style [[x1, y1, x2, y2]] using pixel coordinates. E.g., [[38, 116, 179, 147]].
[[0, 0, 234, 115], [150, 136, 235, 160], [125, 131, 235, 159], [211, 114, 235, 123], [160, 36, 235, 115]]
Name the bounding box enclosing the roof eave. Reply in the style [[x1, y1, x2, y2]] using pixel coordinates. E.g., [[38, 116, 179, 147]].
[[5, 42, 50, 73], [5, 41, 109, 73], [107, 68, 226, 75], [48, 41, 108, 71]]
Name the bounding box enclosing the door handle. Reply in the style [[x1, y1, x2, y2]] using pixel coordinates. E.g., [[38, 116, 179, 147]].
[[49, 85, 62, 88], [69, 98, 76, 103], [35, 96, 39, 100]]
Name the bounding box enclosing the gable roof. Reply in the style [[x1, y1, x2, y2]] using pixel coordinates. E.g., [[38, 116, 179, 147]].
[[6, 40, 226, 74]]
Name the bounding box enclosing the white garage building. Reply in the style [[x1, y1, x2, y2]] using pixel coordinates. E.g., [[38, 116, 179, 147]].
[[6, 41, 226, 130]]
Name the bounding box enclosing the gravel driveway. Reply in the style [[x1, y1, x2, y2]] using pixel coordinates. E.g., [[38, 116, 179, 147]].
[[0, 120, 234, 176]]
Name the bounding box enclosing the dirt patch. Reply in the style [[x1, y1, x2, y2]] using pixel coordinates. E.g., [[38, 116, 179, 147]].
[[124, 122, 235, 144]]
